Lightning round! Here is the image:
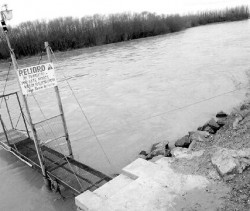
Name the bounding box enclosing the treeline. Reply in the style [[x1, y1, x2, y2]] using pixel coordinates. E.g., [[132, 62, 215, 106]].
[[0, 5, 249, 60]]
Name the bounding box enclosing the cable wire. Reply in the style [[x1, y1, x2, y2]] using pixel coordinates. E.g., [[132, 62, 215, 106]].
[[48, 46, 116, 173], [140, 85, 248, 122], [48, 46, 250, 174], [25, 76, 85, 190]]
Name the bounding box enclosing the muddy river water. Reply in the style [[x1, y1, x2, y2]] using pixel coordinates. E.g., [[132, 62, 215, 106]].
[[0, 20, 250, 210]]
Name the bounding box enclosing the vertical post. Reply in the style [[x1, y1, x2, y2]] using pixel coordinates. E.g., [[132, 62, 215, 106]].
[[16, 92, 30, 138], [4, 96, 14, 129], [3, 30, 50, 187], [0, 115, 10, 145], [45, 42, 73, 157]]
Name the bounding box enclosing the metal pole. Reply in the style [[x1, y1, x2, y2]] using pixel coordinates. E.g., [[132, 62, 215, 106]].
[[45, 42, 73, 157], [0, 115, 10, 145], [15, 92, 30, 138], [1, 22, 50, 187], [4, 96, 14, 129]]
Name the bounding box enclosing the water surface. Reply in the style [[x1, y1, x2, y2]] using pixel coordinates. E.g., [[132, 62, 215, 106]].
[[0, 20, 250, 210]]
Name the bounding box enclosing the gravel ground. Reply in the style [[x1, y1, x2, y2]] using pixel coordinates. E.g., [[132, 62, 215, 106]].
[[168, 102, 250, 210]]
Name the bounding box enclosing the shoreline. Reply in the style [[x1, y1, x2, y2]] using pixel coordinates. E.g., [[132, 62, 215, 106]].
[[141, 99, 250, 210], [76, 100, 250, 210]]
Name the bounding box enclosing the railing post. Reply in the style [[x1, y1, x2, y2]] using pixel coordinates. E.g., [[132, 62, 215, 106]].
[[45, 41, 73, 157], [0, 115, 10, 145]]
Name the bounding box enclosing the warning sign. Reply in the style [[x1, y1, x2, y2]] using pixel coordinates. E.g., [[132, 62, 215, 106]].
[[17, 63, 57, 95]]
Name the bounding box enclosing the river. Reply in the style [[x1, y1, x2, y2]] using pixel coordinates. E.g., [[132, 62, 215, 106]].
[[0, 19, 250, 210]]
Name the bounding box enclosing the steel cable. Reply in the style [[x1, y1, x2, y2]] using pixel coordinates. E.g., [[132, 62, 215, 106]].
[[31, 94, 85, 191], [48, 46, 117, 174]]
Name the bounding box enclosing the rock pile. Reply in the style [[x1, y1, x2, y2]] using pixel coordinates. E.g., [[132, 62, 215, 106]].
[[139, 111, 229, 161], [136, 103, 250, 210], [174, 111, 228, 149]]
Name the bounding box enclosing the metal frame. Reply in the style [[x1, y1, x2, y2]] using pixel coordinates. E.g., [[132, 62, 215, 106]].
[[45, 42, 73, 157], [1, 4, 112, 193], [0, 92, 30, 138]]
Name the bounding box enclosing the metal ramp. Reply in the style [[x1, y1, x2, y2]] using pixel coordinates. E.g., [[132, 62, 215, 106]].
[[0, 92, 111, 195]]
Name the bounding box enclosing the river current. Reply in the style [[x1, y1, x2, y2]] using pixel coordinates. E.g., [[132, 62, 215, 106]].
[[0, 20, 250, 210]]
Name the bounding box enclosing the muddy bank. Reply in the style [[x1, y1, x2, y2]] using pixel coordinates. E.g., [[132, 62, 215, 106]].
[[139, 101, 250, 210]]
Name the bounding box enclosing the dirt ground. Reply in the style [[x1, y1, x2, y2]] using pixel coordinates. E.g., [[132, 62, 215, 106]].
[[168, 101, 250, 211]]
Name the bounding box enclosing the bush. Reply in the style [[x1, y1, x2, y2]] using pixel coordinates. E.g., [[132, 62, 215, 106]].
[[0, 5, 249, 59]]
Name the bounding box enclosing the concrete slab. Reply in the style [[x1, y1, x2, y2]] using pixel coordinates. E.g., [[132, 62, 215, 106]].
[[102, 177, 177, 211], [123, 158, 209, 193], [75, 191, 104, 210], [76, 158, 211, 211], [94, 174, 134, 199]]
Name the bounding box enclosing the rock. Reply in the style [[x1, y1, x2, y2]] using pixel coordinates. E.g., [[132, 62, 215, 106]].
[[197, 126, 203, 131], [207, 118, 220, 130], [147, 141, 170, 159], [175, 135, 191, 148], [217, 118, 227, 126], [204, 126, 215, 134], [211, 150, 239, 176], [233, 115, 243, 129], [197, 130, 210, 138], [189, 131, 210, 138], [216, 111, 228, 127], [138, 154, 147, 159], [188, 140, 197, 150], [240, 103, 250, 111], [171, 147, 204, 160], [171, 147, 188, 157], [189, 131, 208, 142], [139, 150, 148, 156], [216, 111, 228, 118], [188, 131, 209, 150], [198, 118, 220, 134], [211, 148, 250, 177], [165, 148, 172, 157], [138, 150, 148, 159]]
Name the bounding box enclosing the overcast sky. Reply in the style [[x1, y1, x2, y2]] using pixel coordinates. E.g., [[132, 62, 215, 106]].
[[2, 0, 250, 25]]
